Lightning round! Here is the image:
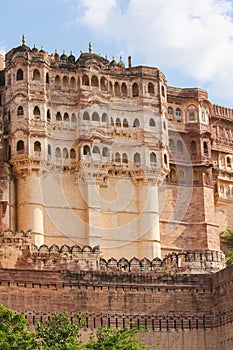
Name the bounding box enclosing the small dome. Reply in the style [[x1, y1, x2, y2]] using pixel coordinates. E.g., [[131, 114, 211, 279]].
[[68, 51, 75, 63], [60, 50, 67, 61]]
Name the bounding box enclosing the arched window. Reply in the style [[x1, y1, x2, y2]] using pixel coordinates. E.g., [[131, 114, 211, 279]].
[[56, 112, 62, 121], [70, 148, 76, 159], [102, 113, 108, 123], [63, 148, 68, 158], [46, 72, 49, 84], [93, 146, 100, 154], [191, 140, 197, 154], [16, 69, 23, 81], [63, 76, 69, 88], [109, 81, 113, 93], [168, 107, 174, 118], [92, 112, 100, 121], [169, 138, 175, 151], [63, 113, 69, 121], [48, 144, 51, 155], [55, 147, 61, 158], [134, 152, 141, 165], [17, 140, 24, 152], [123, 118, 129, 127], [121, 82, 127, 96], [150, 152, 157, 164], [17, 106, 24, 116], [161, 86, 165, 97], [177, 140, 183, 153], [178, 169, 185, 181], [148, 82, 154, 94], [116, 118, 121, 127], [114, 82, 120, 95], [100, 77, 107, 91], [188, 109, 196, 122], [33, 69, 40, 81], [91, 75, 99, 87], [193, 170, 199, 183], [34, 141, 41, 152], [71, 113, 76, 122], [8, 111, 11, 121], [70, 77, 76, 89], [33, 106, 40, 116], [175, 108, 182, 122], [122, 153, 128, 163], [47, 109, 51, 121], [102, 147, 109, 157], [115, 152, 121, 163], [82, 74, 89, 86], [83, 111, 90, 121], [83, 145, 91, 155], [133, 118, 140, 127], [226, 156, 231, 168], [170, 168, 177, 182], [203, 141, 208, 154], [149, 118, 155, 127], [55, 75, 61, 88], [164, 154, 168, 164], [132, 82, 139, 97]]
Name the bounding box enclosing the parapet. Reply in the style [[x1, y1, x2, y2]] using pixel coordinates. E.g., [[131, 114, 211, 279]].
[[0, 230, 226, 273]]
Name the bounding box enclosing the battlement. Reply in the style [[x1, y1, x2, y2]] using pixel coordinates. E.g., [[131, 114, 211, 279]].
[[0, 230, 225, 273]]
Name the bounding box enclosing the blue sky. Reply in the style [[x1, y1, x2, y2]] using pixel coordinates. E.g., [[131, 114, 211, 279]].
[[2, 0, 233, 107]]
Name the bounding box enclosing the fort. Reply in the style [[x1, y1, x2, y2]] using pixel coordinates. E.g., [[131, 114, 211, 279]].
[[0, 37, 233, 349]]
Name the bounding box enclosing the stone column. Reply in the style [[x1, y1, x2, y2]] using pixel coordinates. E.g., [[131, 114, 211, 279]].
[[138, 179, 161, 259], [86, 180, 101, 248]]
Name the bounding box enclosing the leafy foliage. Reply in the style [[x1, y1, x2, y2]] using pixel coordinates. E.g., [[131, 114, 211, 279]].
[[220, 227, 233, 266], [0, 304, 39, 350], [83, 326, 147, 350], [36, 312, 84, 349], [0, 305, 148, 349]]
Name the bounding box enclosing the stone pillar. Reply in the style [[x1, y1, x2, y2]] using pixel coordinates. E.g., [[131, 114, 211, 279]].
[[16, 170, 44, 247], [86, 181, 101, 247], [138, 180, 161, 259]]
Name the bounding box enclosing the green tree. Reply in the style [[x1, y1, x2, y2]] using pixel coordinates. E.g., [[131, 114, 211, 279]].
[[0, 304, 39, 350], [36, 312, 84, 350], [83, 326, 147, 350], [220, 227, 233, 266]]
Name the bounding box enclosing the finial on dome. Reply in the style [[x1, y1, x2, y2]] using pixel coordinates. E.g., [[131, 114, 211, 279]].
[[89, 42, 92, 53], [55, 49, 58, 54], [22, 34, 26, 46], [70, 51, 73, 55], [105, 55, 108, 60], [112, 56, 115, 61]]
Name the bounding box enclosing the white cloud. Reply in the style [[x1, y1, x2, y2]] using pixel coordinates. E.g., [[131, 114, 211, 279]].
[[73, 0, 233, 105]]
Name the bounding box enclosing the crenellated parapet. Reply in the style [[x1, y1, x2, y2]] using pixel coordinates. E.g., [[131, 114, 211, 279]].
[[0, 230, 225, 273]]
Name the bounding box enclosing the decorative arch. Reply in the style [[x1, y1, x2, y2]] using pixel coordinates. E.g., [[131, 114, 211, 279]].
[[102, 147, 109, 157], [134, 152, 141, 165], [122, 153, 128, 163], [33, 69, 40, 81], [116, 118, 121, 127], [191, 140, 197, 154], [100, 76, 107, 91], [83, 145, 91, 155], [148, 82, 154, 94], [133, 118, 140, 127], [17, 106, 24, 116], [177, 140, 184, 153], [132, 82, 139, 97], [149, 118, 155, 127], [63, 112, 69, 121], [63, 148, 68, 158], [70, 148, 76, 159], [102, 113, 108, 123], [71, 113, 76, 122], [93, 146, 100, 154], [17, 140, 24, 152], [150, 152, 157, 164], [16, 69, 23, 81], [55, 75, 61, 88], [62, 76, 69, 88], [92, 112, 100, 121], [91, 75, 99, 87], [114, 82, 120, 95], [83, 111, 90, 121], [121, 82, 127, 96], [82, 74, 89, 86], [123, 118, 129, 127], [33, 106, 40, 116], [55, 147, 61, 158], [34, 141, 41, 152], [70, 77, 76, 89], [47, 109, 51, 121], [56, 112, 62, 121], [115, 152, 121, 163]]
